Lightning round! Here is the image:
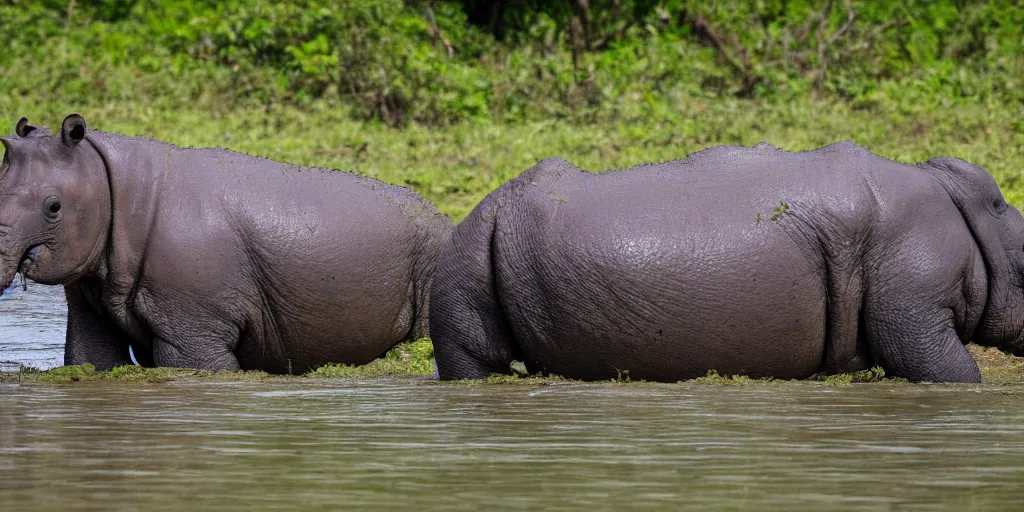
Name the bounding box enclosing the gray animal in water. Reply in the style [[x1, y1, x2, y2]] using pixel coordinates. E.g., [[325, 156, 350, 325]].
[[430, 142, 1024, 383], [0, 115, 451, 372]]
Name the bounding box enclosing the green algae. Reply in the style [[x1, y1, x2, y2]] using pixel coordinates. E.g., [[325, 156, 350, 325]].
[[483, 374, 569, 385], [22, 364, 271, 384], [692, 370, 777, 386], [3, 340, 433, 383], [307, 338, 435, 378], [39, 364, 97, 383], [809, 366, 906, 386], [5, 342, 1024, 387], [969, 344, 1024, 385], [769, 201, 792, 221], [433, 373, 571, 386]]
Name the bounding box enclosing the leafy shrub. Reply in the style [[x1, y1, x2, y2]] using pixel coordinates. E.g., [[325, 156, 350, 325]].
[[0, 0, 1020, 125]]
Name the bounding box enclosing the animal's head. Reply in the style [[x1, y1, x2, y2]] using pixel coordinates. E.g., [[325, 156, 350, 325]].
[[0, 114, 111, 291], [924, 157, 1024, 356]]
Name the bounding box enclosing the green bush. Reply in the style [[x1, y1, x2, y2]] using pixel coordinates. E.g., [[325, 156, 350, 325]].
[[0, 0, 1020, 126]]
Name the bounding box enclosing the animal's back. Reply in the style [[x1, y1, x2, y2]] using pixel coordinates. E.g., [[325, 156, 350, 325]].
[[220, 158, 448, 371], [133, 141, 449, 372], [492, 143, 910, 380]]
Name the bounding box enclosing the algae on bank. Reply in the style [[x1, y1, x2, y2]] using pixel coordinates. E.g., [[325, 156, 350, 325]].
[[3, 342, 1023, 386]]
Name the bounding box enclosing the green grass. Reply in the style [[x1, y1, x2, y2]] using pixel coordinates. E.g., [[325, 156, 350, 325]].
[[4, 90, 1022, 223], [969, 344, 1024, 385], [308, 338, 435, 378], [22, 363, 272, 383], [692, 370, 777, 386], [3, 342, 1022, 385], [0, 340, 433, 383], [810, 366, 906, 386]]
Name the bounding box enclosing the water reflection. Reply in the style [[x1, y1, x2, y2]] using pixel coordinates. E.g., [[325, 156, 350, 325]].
[[1, 379, 1022, 510]]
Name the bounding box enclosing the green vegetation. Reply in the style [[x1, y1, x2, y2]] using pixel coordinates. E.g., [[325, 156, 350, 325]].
[[3, 1, 1021, 125], [810, 366, 904, 386], [693, 369, 777, 385], [2, 1, 1022, 221], [21, 362, 272, 383], [769, 202, 791, 222], [1, 343, 1021, 384], [2, 1, 1024, 384], [476, 373, 569, 385], [308, 338, 435, 377], [4, 92, 1020, 223], [1, 340, 432, 383], [969, 344, 1024, 385]]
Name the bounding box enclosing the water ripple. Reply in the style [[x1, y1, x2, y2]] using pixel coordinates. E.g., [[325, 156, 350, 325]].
[[1, 380, 1023, 510]]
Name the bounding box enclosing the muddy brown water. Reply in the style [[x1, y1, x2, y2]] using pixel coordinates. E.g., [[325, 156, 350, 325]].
[[2, 283, 1024, 510]]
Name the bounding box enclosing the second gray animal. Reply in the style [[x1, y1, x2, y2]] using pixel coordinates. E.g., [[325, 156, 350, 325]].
[[430, 142, 1024, 383]]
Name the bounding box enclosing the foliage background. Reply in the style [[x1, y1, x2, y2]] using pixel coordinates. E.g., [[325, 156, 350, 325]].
[[1, 0, 1023, 220]]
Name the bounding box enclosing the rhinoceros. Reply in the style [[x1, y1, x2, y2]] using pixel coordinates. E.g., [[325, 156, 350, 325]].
[[430, 143, 1023, 383], [0, 115, 451, 373]]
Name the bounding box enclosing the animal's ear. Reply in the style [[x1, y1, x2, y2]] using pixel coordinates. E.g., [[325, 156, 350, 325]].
[[61, 114, 87, 146], [14, 117, 39, 138]]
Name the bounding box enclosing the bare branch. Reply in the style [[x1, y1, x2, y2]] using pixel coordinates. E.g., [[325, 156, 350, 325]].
[[424, 2, 454, 59], [829, 1, 857, 44]]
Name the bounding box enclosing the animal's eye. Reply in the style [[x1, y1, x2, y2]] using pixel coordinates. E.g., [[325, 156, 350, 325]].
[[43, 196, 61, 217], [994, 199, 1008, 214]]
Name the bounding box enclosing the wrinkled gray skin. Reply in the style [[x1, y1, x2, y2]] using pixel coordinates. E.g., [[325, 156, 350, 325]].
[[0, 115, 451, 373], [431, 142, 1024, 383]]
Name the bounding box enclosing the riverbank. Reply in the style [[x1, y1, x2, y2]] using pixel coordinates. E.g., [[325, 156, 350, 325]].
[[3, 342, 1021, 386]]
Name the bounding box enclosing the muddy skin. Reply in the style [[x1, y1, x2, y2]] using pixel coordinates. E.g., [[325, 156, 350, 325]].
[[430, 142, 1024, 383], [0, 115, 452, 373]]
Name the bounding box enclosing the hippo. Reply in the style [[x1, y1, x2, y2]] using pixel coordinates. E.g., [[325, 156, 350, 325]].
[[0, 115, 452, 373], [430, 142, 1024, 383]]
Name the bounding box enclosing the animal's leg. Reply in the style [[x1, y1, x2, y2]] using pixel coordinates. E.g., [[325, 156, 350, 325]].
[[429, 197, 520, 380], [151, 336, 241, 372], [64, 282, 133, 370], [863, 304, 980, 383], [862, 239, 981, 382], [861, 197, 985, 383]]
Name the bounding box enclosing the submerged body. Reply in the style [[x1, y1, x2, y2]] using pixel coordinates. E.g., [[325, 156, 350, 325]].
[[431, 142, 1024, 383], [0, 116, 452, 373]]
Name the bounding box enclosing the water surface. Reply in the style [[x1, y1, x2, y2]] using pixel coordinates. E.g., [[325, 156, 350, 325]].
[[2, 280, 1024, 510], [0, 279, 66, 371], [1, 379, 1023, 510]]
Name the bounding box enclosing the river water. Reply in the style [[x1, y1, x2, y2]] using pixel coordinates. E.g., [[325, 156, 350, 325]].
[[2, 283, 1024, 510], [0, 279, 66, 371]]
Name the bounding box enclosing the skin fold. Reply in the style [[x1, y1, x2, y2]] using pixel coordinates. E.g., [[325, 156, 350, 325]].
[[430, 142, 1024, 383], [0, 115, 452, 373]]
